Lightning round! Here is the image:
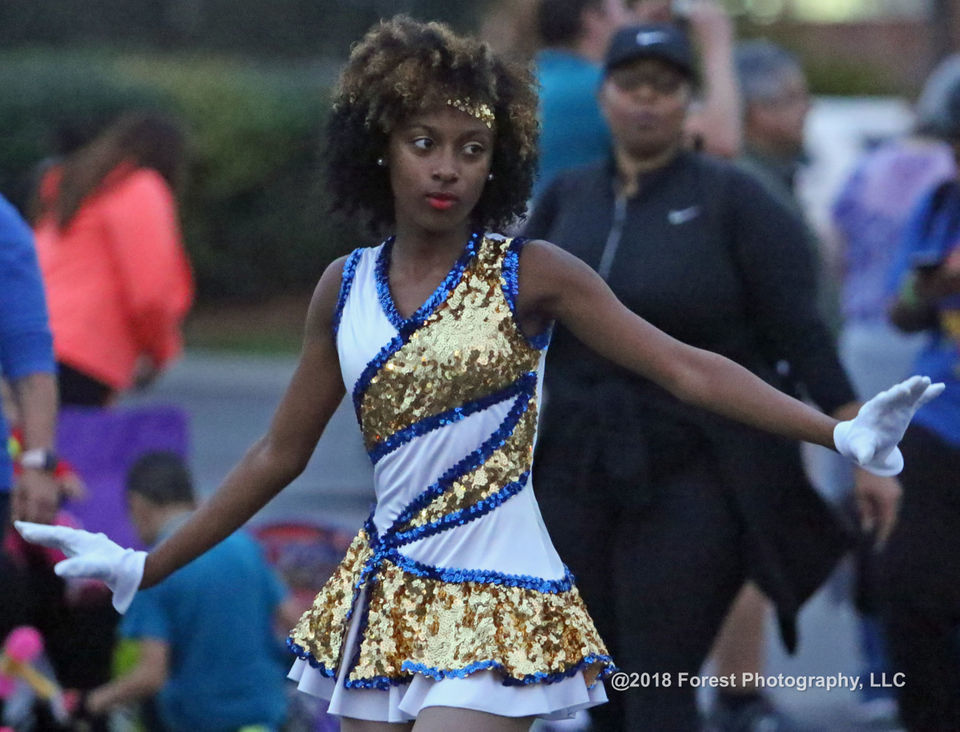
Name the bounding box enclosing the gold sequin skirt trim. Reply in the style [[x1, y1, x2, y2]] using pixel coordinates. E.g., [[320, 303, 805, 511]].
[[288, 529, 614, 690]]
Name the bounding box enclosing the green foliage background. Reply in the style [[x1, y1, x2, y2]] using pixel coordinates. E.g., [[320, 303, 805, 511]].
[[0, 49, 357, 302], [0, 0, 487, 57], [0, 2, 489, 303], [0, 2, 905, 305]]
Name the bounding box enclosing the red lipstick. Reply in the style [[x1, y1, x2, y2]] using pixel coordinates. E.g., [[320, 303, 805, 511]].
[[426, 193, 458, 210]]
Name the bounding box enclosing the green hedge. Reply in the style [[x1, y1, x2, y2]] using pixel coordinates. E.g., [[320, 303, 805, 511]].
[[0, 48, 363, 302], [0, 1, 488, 58]]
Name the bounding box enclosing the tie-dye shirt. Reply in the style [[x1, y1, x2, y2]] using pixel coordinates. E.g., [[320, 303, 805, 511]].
[[832, 138, 955, 323]]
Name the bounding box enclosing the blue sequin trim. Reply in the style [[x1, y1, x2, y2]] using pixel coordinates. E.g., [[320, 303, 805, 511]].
[[352, 232, 482, 424], [351, 333, 405, 422], [287, 636, 616, 691], [339, 653, 617, 690], [402, 653, 617, 687], [386, 386, 533, 536], [344, 570, 377, 685], [501, 237, 524, 310], [375, 231, 482, 334], [332, 248, 363, 339], [388, 550, 574, 592], [501, 237, 552, 350], [387, 471, 530, 549], [368, 371, 538, 465], [287, 638, 337, 678]]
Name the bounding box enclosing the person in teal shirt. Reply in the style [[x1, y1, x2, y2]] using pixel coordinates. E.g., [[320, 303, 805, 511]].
[[533, 0, 633, 198], [533, 0, 743, 200], [83, 452, 294, 731]]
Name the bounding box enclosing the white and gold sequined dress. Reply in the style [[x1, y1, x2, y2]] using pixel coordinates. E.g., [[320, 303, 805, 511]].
[[287, 232, 613, 722]]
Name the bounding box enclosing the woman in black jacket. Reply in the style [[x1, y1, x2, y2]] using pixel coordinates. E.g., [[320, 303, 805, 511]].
[[523, 24, 902, 731]]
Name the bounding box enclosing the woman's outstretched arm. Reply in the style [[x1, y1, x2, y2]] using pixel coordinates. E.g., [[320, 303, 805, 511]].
[[516, 240, 940, 455], [140, 258, 349, 587], [18, 255, 350, 604]]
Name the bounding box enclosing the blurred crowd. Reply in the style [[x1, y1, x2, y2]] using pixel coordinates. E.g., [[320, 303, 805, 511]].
[[519, 2, 960, 731], [1, 1, 959, 730]]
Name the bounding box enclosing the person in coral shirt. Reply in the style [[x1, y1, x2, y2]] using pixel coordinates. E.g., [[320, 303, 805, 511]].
[[31, 112, 194, 406]]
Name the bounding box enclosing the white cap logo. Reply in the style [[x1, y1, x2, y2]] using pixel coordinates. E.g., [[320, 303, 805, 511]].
[[636, 30, 670, 46]]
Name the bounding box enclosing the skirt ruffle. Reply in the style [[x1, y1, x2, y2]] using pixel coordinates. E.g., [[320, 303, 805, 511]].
[[286, 526, 613, 721], [288, 586, 608, 722]]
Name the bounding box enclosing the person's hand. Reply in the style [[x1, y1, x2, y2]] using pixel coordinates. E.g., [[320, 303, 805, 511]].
[[834, 375, 944, 476], [58, 472, 88, 502], [634, 0, 672, 23], [84, 687, 110, 716], [914, 266, 960, 299], [11, 469, 60, 524], [677, 0, 734, 48], [13, 522, 146, 613], [852, 469, 901, 546]]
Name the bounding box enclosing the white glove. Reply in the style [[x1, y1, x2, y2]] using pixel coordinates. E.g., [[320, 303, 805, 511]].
[[14, 521, 147, 614], [834, 375, 945, 476]]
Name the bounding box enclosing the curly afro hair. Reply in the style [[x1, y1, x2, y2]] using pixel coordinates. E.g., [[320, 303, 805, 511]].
[[326, 15, 540, 233]]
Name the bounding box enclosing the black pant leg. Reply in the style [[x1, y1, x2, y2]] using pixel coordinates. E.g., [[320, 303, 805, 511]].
[[612, 462, 744, 731], [539, 458, 745, 731], [880, 427, 960, 731], [536, 475, 624, 730]]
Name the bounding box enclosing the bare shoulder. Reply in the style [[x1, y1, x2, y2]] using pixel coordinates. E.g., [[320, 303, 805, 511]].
[[516, 238, 592, 279], [514, 238, 602, 322], [304, 254, 352, 341], [516, 237, 564, 262], [517, 237, 601, 288]]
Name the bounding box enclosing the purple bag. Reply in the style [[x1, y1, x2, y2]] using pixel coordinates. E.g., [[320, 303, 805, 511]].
[[58, 405, 189, 550]]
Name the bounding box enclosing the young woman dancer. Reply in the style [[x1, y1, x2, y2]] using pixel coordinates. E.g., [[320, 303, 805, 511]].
[[18, 16, 941, 732]]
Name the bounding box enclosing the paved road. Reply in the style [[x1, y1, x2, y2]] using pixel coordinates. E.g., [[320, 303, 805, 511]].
[[124, 350, 900, 731], [124, 348, 376, 531]]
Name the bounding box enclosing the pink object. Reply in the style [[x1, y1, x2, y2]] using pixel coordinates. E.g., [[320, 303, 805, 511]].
[[62, 689, 81, 714], [4, 626, 43, 664], [0, 675, 16, 699]]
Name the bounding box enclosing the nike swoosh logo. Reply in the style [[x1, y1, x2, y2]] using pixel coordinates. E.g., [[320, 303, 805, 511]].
[[636, 30, 670, 46], [668, 206, 701, 225]]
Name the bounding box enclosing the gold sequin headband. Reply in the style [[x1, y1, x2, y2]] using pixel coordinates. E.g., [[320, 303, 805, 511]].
[[447, 98, 496, 130]]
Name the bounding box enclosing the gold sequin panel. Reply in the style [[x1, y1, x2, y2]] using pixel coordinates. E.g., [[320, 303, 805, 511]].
[[360, 236, 541, 452], [400, 396, 537, 532], [350, 558, 611, 687], [290, 528, 373, 671]]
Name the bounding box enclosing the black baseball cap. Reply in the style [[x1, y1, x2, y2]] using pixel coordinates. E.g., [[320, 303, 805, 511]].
[[603, 24, 697, 81]]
